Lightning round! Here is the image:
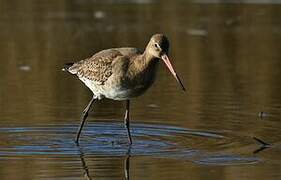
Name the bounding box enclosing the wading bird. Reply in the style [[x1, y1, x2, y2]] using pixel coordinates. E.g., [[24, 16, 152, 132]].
[[63, 34, 185, 145]]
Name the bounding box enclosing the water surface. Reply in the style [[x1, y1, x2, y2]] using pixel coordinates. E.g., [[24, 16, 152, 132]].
[[0, 0, 281, 179]]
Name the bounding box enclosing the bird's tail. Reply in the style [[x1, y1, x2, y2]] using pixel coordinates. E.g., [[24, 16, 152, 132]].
[[62, 63, 74, 73]]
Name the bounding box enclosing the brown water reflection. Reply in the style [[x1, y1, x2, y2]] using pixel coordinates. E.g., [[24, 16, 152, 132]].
[[0, 0, 281, 180]]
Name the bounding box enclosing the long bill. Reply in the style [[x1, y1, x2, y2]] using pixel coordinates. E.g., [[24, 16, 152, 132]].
[[161, 54, 186, 91]]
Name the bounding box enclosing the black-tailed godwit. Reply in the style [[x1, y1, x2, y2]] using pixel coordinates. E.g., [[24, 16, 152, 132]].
[[63, 34, 185, 145]]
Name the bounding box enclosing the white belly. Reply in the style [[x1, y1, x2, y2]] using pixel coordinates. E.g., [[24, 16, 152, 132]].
[[80, 75, 155, 101], [79, 60, 158, 100]]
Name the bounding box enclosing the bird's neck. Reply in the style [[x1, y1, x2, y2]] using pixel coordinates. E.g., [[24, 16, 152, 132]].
[[139, 51, 159, 71], [128, 52, 159, 78]]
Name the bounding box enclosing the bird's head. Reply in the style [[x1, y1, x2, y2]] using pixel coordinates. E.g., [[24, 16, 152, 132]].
[[147, 34, 169, 58], [146, 34, 186, 91]]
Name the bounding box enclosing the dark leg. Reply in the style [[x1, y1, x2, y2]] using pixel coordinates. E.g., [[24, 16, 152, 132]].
[[124, 100, 132, 145], [75, 96, 96, 144]]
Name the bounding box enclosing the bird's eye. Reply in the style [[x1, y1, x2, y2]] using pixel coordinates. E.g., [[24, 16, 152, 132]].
[[154, 43, 159, 48]]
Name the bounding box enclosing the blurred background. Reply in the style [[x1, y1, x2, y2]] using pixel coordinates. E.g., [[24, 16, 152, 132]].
[[0, 0, 281, 179]]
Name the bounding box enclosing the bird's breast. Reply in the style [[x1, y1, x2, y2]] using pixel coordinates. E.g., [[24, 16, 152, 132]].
[[102, 60, 159, 100]]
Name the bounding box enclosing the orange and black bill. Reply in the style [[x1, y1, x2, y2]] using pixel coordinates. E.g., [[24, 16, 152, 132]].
[[161, 54, 186, 91]]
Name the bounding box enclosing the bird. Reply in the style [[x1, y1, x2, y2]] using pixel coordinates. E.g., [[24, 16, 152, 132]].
[[63, 33, 185, 145]]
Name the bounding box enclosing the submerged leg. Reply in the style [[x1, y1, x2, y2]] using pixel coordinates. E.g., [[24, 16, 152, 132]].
[[76, 96, 96, 144], [124, 100, 132, 145]]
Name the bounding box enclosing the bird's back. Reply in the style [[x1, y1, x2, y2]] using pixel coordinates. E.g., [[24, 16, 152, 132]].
[[63, 47, 141, 83], [63, 47, 145, 100]]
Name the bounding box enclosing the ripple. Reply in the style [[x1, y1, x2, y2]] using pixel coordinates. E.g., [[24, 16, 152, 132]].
[[195, 154, 259, 166], [0, 121, 259, 165]]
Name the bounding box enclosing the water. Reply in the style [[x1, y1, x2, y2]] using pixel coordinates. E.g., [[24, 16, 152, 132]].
[[0, 0, 281, 179]]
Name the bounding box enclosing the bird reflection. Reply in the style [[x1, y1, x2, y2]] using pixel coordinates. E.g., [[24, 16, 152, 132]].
[[78, 146, 131, 180], [78, 147, 92, 180], [124, 146, 131, 180]]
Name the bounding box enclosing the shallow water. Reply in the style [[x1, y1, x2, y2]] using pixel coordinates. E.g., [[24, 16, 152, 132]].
[[0, 122, 262, 179], [0, 0, 281, 179]]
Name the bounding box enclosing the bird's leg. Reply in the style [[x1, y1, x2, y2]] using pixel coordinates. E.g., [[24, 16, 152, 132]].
[[124, 100, 132, 145], [76, 96, 96, 144]]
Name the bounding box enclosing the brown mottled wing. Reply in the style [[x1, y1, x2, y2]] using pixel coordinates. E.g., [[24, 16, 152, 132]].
[[68, 49, 124, 84]]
